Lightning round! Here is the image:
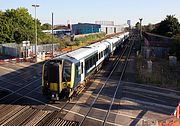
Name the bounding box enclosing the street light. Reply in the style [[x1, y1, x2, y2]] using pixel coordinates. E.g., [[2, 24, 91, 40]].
[[139, 18, 143, 38], [32, 4, 40, 59]]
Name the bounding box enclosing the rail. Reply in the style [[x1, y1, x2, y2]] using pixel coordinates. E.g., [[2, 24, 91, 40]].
[[79, 38, 133, 126]]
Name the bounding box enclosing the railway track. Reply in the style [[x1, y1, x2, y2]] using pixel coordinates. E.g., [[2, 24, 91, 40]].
[[0, 63, 80, 125], [76, 38, 134, 126], [32, 39, 133, 125], [0, 32, 178, 125], [0, 63, 42, 88]]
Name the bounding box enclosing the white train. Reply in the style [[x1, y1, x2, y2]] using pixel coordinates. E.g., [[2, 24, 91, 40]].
[[42, 32, 129, 100]]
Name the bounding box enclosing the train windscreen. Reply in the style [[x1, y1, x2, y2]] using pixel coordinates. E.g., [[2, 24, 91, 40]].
[[62, 61, 71, 82]]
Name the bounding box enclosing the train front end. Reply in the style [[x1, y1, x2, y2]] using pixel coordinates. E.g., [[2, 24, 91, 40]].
[[42, 59, 73, 100]]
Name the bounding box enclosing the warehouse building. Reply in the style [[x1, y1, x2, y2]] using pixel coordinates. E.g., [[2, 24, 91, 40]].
[[72, 21, 126, 35], [95, 21, 126, 34], [72, 23, 101, 35]]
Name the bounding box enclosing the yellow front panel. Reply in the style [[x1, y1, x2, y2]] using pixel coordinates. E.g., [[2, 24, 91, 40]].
[[61, 63, 74, 89], [50, 83, 58, 91]]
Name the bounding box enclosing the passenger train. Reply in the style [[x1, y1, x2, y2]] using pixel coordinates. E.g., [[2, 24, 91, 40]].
[[42, 32, 129, 100]]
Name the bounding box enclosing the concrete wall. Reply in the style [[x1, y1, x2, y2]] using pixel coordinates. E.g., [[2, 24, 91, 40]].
[[100, 25, 124, 34], [142, 47, 170, 58]]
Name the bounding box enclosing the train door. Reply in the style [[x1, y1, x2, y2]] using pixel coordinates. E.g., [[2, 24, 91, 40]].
[[80, 59, 85, 82], [42, 60, 62, 99], [73, 62, 81, 88], [62, 60, 72, 88], [47, 62, 62, 94]]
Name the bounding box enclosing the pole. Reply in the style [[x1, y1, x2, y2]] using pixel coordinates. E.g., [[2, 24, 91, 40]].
[[32, 4, 39, 61], [139, 18, 143, 38], [35, 6, 37, 56], [52, 12, 54, 57]]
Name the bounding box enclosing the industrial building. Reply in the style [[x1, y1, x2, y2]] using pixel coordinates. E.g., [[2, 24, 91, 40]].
[[95, 21, 126, 34], [42, 25, 71, 37], [71, 21, 126, 35], [72, 23, 101, 35]]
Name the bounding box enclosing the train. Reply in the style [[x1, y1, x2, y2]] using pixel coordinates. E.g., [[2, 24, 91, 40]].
[[42, 32, 129, 100]]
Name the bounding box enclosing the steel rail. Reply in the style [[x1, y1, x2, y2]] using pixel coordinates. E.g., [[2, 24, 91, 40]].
[[79, 43, 129, 126]]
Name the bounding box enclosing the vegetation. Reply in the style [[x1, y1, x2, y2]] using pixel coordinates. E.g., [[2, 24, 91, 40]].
[[65, 32, 106, 49], [136, 15, 180, 59], [153, 15, 180, 37], [0, 7, 55, 44], [41, 23, 51, 30], [0, 7, 106, 50], [136, 56, 180, 90], [138, 15, 180, 38], [135, 22, 140, 30]]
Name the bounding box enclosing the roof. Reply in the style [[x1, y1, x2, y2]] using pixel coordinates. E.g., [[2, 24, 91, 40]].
[[53, 25, 69, 30], [106, 37, 119, 44], [87, 41, 110, 51], [57, 47, 97, 63]]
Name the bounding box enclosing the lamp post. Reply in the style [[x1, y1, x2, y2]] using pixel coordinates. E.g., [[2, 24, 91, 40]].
[[32, 4, 39, 59], [51, 12, 54, 57], [139, 18, 143, 38]]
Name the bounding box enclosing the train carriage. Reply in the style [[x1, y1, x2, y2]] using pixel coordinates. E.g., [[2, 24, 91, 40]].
[[42, 32, 129, 100]]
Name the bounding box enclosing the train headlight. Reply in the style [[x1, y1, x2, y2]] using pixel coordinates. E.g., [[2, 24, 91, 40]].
[[64, 83, 67, 87]]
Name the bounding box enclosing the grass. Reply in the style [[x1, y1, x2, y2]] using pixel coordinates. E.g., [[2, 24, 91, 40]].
[[136, 55, 180, 90], [63, 32, 106, 50]]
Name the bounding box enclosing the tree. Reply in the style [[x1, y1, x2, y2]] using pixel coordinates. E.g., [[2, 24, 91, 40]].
[[0, 7, 45, 44], [155, 15, 180, 37], [146, 23, 154, 32], [41, 23, 51, 30], [0, 7, 56, 45], [5, 8, 36, 43], [135, 22, 140, 30]]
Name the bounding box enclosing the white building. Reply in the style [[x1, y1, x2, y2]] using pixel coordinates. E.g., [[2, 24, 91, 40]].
[[95, 21, 128, 34]]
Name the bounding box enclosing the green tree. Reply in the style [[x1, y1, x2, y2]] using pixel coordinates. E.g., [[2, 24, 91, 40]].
[[0, 7, 45, 44], [135, 22, 140, 30], [146, 23, 154, 32], [5, 8, 36, 44], [155, 15, 180, 37], [41, 23, 51, 30]]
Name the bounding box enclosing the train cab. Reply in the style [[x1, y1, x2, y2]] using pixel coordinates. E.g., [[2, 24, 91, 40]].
[[42, 59, 75, 100]]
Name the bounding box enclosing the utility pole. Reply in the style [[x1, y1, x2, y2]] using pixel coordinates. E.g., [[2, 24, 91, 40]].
[[52, 12, 54, 57], [32, 4, 39, 61]]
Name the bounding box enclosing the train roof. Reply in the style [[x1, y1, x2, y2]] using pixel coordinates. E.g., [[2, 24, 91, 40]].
[[53, 32, 129, 63], [56, 47, 97, 63], [87, 41, 110, 51]]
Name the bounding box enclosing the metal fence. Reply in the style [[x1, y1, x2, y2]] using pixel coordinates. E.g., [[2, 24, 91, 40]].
[[0, 43, 59, 58]]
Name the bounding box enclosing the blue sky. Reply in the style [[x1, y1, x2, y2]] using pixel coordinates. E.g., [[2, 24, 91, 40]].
[[0, 0, 180, 26]]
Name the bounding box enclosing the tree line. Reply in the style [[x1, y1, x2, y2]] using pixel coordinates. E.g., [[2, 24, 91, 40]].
[[136, 15, 180, 59], [136, 15, 180, 38], [0, 7, 55, 44]]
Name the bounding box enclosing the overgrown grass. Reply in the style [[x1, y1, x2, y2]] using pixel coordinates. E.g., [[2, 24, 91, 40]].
[[136, 56, 180, 90], [66, 32, 106, 49]]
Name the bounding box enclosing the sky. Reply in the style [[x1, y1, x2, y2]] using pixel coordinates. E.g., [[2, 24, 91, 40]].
[[0, 0, 180, 26]]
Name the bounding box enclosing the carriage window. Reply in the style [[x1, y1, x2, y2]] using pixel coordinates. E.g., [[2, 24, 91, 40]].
[[62, 61, 71, 82], [75, 65, 79, 78]]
